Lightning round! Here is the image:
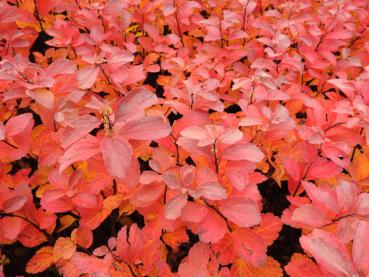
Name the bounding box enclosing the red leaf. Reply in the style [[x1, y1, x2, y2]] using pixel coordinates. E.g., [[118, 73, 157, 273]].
[[2, 195, 27, 213]]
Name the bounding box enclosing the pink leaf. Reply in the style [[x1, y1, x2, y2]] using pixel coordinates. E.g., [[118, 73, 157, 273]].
[[120, 116, 171, 140], [291, 204, 331, 227], [196, 181, 227, 200], [300, 229, 356, 276], [218, 128, 243, 145], [180, 126, 209, 144], [181, 202, 208, 223], [5, 113, 34, 137], [0, 123, 5, 140], [59, 135, 100, 172], [25, 89, 54, 109], [307, 158, 341, 179], [302, 181, 339, 214], [165, 194, 188, 220], [232, 228, 267, 267], [116, 224, 144, 263], [116, 88, 157, 122], [77, 65, 99, 89], [219, 197, 261, 228], [178, 242, 210, 277], [353, 220, 369, 272], [336, 180, 357, 213], [72, 192, 97, 209], [355, 193, 369, 216], [100, 136, 132, 179], [222, 143, 264, 162], [61, 115, 101, 149], [192, 210, 227, 243]]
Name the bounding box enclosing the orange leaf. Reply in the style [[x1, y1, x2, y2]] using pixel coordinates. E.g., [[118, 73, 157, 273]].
[[162, 228, 189, 251], [109, 261, 134, 277], [18, 224, 47, 247], [56, 215, 77, 233], [253, 213, 283, 246], [53, 237, 76, 262], [103, 195, 125, 212], [26, 246, 53, 274], [71, 226, 93, 248], [349, 149, 369, 184], [231, 257, 282, 277], [284, 253, 326, 277]]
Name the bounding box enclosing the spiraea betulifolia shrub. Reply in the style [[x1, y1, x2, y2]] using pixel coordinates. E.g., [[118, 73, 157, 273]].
[[1, 0, 369, 276]]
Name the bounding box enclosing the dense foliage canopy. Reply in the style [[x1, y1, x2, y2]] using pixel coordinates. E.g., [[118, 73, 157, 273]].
[[1, 0, 369, 276]]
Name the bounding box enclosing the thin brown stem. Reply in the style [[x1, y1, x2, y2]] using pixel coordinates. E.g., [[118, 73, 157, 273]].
[[242, 0, 250, 46], [292, 163, 311, 196], [173, 0, 184, 47], [213, 140, 218, 173], [33, 0, 45, 33], [113, 179, 117, 194], [350, 128, 364, 161], [3, 140, 18, 149], [170, 134, 181, 165], [321, 214, 353, 228]]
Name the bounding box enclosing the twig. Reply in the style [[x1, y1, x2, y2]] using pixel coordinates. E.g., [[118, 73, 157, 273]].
[[33, 0, 45, 33], [173, 0, 184, 47], [213, 140, 219, 174], [170, 134, 181, 165]]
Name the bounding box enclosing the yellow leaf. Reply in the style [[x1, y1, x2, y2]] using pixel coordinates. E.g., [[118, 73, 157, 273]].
[[135, 31, 144, 37], [26, 246, 53, 274], [36, 183, 52, 198], [78, 161, 95, 179], [16, 20, 41, 32], [125, 23, 139, 33], [57, 215, 77, 233]]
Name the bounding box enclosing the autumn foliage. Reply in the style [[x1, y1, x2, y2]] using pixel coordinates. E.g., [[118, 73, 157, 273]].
[[0, 0, 369, 276]]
